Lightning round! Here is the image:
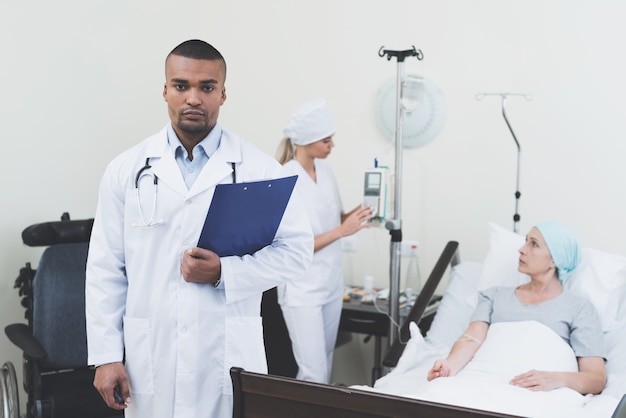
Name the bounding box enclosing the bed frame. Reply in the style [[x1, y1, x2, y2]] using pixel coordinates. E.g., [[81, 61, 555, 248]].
[[230, 367, 519, 418], [229, 239, 517, 417], [232, 240, 626, 418]]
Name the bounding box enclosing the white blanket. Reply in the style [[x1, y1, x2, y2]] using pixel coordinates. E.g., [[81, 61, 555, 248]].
[[355, 321, 620, 418]]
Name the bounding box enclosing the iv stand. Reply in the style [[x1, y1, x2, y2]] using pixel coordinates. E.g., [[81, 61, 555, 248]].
[[475, 92, 532, 233], [378, 46, 423, 348]]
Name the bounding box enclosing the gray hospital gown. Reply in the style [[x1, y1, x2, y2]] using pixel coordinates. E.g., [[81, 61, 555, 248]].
[[470, 286, 606, 358]]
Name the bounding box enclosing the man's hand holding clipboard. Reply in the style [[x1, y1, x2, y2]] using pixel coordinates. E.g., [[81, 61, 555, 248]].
[[181, 175, 298, 286]]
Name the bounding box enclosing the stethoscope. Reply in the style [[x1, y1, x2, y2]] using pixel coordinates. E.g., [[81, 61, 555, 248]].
[[134, 158, 161, 227], [133, 157, 237, 227]]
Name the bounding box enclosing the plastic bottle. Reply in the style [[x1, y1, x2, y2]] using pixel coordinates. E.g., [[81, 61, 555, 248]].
[[362, 275, 375, 303], [344, 250, 355, 284], [404, 244, 422, 306]]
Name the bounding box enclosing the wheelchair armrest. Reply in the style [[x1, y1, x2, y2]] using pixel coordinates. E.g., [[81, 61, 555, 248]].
[[5, 323, 47, 360]]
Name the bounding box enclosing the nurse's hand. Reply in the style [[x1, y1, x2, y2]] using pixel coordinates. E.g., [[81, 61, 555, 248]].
[[94, 362, 131, 410], [340, 205, 375, 237], [181, 247, 221, 284]]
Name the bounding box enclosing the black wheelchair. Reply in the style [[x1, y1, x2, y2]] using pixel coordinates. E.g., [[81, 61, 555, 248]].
[[2, 213, 122, 418]]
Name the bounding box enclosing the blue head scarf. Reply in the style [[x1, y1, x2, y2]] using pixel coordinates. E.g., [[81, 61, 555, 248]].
[[533, 221, 581, 280]]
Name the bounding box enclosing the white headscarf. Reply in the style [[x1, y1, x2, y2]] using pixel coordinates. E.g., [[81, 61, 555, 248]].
[[283, 99, 336, 146]]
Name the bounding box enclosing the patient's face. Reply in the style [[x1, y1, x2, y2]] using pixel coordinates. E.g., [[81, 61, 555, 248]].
[[518, 228, 555, 277]]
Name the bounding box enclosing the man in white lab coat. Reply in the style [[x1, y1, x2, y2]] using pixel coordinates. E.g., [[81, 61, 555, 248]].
[[85, 39, 313, 418]]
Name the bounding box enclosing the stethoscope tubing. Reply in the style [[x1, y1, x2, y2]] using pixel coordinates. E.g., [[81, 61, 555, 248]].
[[133, 158, 237, 227]]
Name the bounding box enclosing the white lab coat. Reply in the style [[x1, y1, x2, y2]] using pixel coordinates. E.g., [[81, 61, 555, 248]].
[[85, 125, 313, 418]]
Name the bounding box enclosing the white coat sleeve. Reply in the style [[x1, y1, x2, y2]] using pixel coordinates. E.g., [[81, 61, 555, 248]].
[[85, 159, 128, 366], [220, 168, 314, 304]]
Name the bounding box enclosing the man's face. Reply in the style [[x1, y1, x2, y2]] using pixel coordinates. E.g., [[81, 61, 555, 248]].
[[163, 55, 226, 145]]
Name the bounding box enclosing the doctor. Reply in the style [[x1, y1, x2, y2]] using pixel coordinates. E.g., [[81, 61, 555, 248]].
[[85, 39, 313, 418]]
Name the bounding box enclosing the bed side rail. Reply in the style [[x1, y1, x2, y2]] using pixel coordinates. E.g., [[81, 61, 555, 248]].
[[612, 394, 626, 418], [230, 367, 518, 418], [383, 240, 459, 368]]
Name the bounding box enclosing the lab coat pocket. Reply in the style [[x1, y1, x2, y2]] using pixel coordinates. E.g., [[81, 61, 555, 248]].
[[123, 316, 155, 395], [223, 316, 267, 395]]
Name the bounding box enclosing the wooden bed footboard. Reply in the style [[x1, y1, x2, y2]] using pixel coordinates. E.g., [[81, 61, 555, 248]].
[[230, 367, 520, 418]]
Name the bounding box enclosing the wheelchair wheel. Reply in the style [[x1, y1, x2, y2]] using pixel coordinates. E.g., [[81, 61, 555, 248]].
[[1, 362, 19, 418]]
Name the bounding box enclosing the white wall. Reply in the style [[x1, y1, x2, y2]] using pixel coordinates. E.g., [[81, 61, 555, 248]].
[[2, 0, 625, 397]]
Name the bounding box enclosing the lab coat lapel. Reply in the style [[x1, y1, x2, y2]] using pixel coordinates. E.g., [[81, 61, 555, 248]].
[[188, 131, 242, 196], [144, 128, 188, 196]]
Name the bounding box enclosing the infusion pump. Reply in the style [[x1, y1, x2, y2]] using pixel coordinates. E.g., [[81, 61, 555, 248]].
[[362, 167, 393, 222]]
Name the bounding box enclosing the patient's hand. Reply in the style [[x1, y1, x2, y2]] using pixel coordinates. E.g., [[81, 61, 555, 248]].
[[511, 357, 606, 395], [509, 369, 559, 391], [427, 359, 453, 381]]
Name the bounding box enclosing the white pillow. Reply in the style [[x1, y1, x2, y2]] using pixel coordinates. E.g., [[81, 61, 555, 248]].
[[425, 261, 482, 348], [603, 324, 626, 398], [478, 222, 626, 332], [608, 283, 626, 330], [564, 249, 626, 332], [477, 222, 528, 291]]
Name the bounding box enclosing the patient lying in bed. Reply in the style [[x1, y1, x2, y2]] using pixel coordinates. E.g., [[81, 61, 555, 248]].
[[355, 221, 624, 417], [427, 221, 606, 395]]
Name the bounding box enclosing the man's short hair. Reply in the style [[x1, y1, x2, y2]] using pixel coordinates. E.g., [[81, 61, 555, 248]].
[[167, 39, 227, 77]]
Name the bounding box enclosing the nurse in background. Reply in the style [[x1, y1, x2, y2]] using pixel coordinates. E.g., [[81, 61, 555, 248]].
[[275, 98, 374, 383]]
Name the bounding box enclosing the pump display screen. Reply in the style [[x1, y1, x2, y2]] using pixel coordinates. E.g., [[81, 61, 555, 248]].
[[364, 172, 382, 196]]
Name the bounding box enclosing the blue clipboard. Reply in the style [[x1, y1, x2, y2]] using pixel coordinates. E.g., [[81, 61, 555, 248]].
[[197, 175, 298, 257]]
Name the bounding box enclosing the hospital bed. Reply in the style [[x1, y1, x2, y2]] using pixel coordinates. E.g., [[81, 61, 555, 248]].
[[230, 223, 626, 418]]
